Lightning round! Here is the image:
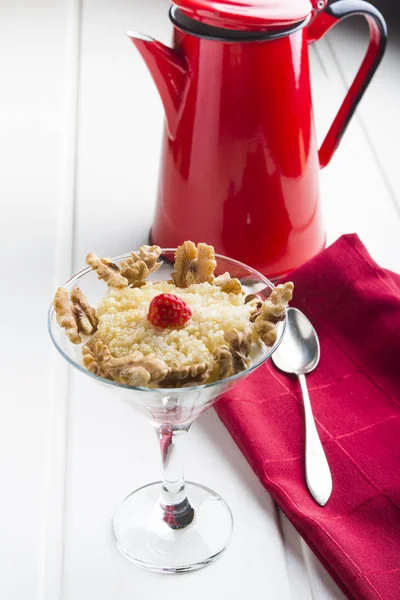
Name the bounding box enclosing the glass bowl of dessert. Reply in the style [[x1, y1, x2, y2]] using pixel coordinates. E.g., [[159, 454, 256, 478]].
[[48, 241, 293, 573]]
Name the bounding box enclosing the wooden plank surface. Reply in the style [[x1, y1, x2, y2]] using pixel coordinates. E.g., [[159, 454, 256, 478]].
[[0, 1, 72, 599], [326, 1, 400, 218], [311, 27, 400, 272]]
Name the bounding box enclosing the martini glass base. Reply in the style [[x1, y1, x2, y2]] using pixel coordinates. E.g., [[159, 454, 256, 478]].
[[113, 481, 233, 573]]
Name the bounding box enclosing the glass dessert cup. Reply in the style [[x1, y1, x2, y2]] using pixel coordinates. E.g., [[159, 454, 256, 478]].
[[48, 250, 286, 573]]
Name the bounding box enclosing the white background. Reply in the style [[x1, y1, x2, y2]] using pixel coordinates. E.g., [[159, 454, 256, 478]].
[[1, 1, 399, 598]]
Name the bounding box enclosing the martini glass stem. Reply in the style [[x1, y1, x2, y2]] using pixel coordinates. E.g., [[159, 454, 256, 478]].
[[156, 423, 194, 529]]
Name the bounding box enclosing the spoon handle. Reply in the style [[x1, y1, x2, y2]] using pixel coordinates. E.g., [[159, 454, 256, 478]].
[[297, 373, 332, 506]]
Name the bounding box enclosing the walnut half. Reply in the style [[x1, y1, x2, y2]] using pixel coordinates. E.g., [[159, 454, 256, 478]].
[[82, 337, 112, 378], [213, 327, 252, 379], [82, 337, 169, 386], [120, 245, 162, 287], [70, 287, 98, 335], [161, 360, 213, 388], [86, 253, 128, 288], [54, 288, 81, 344], [244, 293, 263, 322], [254, 282, 294, 346], [214, 272, 243, 295], [213, 347, 235, 379], [54, 286, 98, 344], [171, 241, 217, 288]]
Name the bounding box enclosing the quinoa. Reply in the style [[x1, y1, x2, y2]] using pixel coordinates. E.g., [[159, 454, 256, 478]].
[[96, 281, 253, 368]]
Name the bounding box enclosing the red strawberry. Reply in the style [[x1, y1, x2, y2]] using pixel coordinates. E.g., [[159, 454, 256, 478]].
[[147, 293, 192, 329]]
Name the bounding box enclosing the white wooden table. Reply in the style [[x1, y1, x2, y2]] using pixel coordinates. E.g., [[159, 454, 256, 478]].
[[1, 1, 399, 599]]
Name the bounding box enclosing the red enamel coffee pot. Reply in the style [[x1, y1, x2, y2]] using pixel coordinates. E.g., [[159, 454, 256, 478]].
[[128, 0, 386, 279]]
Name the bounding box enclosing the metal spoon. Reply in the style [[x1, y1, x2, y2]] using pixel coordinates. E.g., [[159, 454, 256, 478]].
[[272, 308, 332, 506]]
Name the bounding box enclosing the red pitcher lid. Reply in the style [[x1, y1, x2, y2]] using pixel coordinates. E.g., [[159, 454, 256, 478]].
[[172, 0, 319, 31]]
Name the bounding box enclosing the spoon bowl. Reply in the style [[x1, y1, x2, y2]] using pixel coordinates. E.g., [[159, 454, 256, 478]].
[[272, 308, 320, 375]]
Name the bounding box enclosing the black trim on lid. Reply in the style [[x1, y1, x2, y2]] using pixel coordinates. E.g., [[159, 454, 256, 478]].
[[169, 5, 312, 42]]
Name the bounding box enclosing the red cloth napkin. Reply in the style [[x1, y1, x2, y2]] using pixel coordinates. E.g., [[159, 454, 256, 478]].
[[216, 234, 400, 600]]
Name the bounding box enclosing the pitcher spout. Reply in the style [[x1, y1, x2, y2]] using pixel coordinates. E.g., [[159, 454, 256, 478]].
[[127, 31, 188, 137]]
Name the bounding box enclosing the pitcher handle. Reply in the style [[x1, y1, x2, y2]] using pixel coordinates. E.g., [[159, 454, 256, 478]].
[[307, 0, 387, 168]]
